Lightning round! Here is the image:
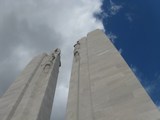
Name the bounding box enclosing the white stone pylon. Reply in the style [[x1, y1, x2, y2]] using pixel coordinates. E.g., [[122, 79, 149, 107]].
[[66, 29, 160, 120], [0, 49, 61, 120]]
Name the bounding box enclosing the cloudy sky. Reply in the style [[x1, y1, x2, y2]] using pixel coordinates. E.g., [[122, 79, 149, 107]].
[[0, 0, 160, 120]]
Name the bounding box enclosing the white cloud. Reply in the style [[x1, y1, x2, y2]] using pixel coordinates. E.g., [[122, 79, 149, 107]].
[[109, 0, 122, 16], [154, 72, 160, 80], [145, 85, 154, 94], [130, 64, 143, 83], [0, 0, 104, 120], [126, 13, 133, 22], [130, 64, 138, 74], [107, 32, 117, 43], [118, 48, 123, 54], [130, 65, 156, 96]]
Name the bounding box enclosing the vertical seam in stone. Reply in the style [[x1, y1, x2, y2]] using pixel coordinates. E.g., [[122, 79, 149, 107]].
[[77, 50, 80, 120], [86, 37, 95, 120], [36, 54, 60, 120], [6, 54, 46, 120]]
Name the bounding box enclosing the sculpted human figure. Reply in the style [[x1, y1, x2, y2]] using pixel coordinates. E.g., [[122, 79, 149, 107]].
[[43, 48, 61, 72], [73, 41, 80, 62]]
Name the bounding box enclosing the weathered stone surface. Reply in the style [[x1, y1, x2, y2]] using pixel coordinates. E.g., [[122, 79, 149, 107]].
[[66, 29, 160, 120], [0, 49, 61, 120]]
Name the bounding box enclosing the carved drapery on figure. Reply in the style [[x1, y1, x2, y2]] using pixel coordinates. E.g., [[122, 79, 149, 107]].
[[74, 41, 80, 62], [43, 48, 61, 72]]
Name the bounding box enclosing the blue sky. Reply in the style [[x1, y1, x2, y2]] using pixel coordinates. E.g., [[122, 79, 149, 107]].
[[0, 0, 159, 119], [101, 0, 160, 107]]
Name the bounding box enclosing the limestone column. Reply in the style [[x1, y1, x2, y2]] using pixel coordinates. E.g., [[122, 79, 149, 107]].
[[66, 29, 160, 120], [0, 49, 61, 120]]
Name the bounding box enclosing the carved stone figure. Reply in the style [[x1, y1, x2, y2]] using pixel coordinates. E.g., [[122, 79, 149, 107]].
[[43, 48, 61, 72]]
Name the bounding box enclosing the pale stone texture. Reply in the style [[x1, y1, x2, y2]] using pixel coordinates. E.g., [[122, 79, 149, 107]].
[[0, 49, 61, 120], [66, 29, 160, 120]]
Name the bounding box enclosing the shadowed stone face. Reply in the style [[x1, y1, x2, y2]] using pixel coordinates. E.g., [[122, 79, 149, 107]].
[[66, 29, 160, 120]]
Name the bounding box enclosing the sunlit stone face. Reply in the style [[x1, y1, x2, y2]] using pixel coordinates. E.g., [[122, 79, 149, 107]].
[[66, 29, 160, 120]]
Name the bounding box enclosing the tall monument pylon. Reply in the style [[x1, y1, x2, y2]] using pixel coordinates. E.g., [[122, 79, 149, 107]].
[[0, 49, 61, 120], [66, 29, 160, 120]]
